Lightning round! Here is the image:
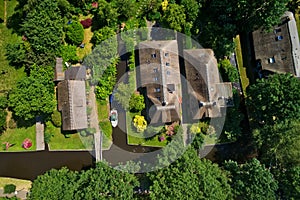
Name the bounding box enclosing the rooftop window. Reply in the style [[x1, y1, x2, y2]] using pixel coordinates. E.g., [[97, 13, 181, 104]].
[[151, 53, 156, 58], [165, 52, 169, 57], [153, 68, 158, 73], [154, 88, 161, 92], [166, 62, 170, 66]]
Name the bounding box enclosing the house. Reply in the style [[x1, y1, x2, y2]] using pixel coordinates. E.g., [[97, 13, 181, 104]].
[[184, 49, 233, 120], [252, 11, 300, 77], [137, 40, 182, 124], [55, 61, 88, 131]]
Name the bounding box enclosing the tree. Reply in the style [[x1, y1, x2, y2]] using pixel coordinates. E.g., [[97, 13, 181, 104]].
[[129, 93, 145, 112], [29, 167, 78, 200], [246, 74, 300, 126], [133, 115, 147, 132], [112, 0, 137, 20], [73, 162, 139, 199], [180, 0, 200, 23], [0, 109, 7, 133], [279, 166, 300, 199], [114, 83, 133, 111], [5, 42, 27, 68], [254, 119, 300, 168], [51, 110, 62, 127], [92, 0, 119, 29], [218, 59, 239, 82], [162, 4, 186, 32], [91, 26, 116, 46], [210, 0, 289, 32], [224, 158, 278, 200], [95, 61, 117, 100], [59, 45, 79, 64], [21, 0, 64, 65], [9, 65, 56, 121], [148, 148, 232, 199], [65, 21, 84, 45]]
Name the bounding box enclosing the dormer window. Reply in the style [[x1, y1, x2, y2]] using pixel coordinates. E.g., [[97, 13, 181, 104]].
[[154, 88, 161, 92], [165, 52, 169, 57], [153, 68, 158, 73], [151, 53, 156, 58], [166, 62, 170, 66]]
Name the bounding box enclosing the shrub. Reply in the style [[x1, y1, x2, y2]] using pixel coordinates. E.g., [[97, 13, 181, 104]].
[[22, 138, 32, 149], [80, 130, 87, 137], [0, 109, 7, 132], [51, 110, 62, 127], [86, 127, 96, 134], [59, 45, 79, 64], [4, 184, 16, 194], [0, 95, 8, 109], [45, 121, 55, 144], [80, 18, 92, 28], [133, 115, 147, 132], [129, 93, 145, 113], [65, 21, 84, 45]]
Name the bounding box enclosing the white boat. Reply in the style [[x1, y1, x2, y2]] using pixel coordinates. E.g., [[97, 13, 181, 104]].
[[110, 109, 118, 127]]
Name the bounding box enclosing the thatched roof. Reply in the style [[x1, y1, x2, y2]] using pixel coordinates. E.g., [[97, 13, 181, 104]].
[[57, 80, 87, 130]]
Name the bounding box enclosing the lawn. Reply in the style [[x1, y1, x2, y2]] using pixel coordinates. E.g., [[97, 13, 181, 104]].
[[48, 126, 93, 150], [0, 125, 36, 151], [76, 14, 94, 60], [97, 99, 112, 149], [126, 112, 167, 147], [234, 35, 250, 96], [0, 177, 32, 191]]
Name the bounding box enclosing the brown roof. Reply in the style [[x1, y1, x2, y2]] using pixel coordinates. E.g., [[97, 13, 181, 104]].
[[57, 80, 88, 130], [65, 66, 86, 80], [55, 57, 64, 81], [184, 49, 233, 119], [138, 40, 182, 124], [252, 12, 300, 77]]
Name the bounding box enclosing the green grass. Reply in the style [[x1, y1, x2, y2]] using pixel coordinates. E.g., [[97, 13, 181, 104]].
[[48, 126, 93, 150], [0, 177, 32, 191], [97, 100, 113, 148], [126, 112, 167, 147], [77, 27, 93, 60], [234, 36, 249, 96], [0, 0, 4, 20], [0, 125, 36, 151]]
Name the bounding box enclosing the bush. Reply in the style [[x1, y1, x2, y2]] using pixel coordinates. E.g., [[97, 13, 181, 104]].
[[133, 115, 147, 132], [59, 45, 79, 64], [0, 109, 7, 133], [45, 121, 55, 143], [65, 21, 84, 45], [4, 184, 16, 194], [0, 95, 8, 109], [129, 93, 145, 113], [80, 18, 92, 28], [51, 110, 62, 127]]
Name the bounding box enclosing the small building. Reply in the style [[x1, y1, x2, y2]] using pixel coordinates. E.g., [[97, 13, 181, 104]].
[[138, 40, 182, 124], [252, 11, 300, 77], [55, 59, 88, 131], [57, 80, 88, 130], [184, 49, 233, 120]]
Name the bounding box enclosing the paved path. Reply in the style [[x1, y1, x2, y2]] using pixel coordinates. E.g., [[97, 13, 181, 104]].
[[0, 188, 28, 199], [35, 120, 45, 151], [87, 86, 103, 162]]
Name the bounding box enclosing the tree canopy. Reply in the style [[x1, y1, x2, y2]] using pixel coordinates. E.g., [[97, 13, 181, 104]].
[[21, 0, 64, 66], [224, 158, 278, 200], [254, 119, 300, 168], [9, 65, 55, 121], [246, 74, 300, 126], [148, 148, 232, 200]]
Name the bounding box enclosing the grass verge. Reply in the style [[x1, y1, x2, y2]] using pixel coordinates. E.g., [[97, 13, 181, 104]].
[[97, 99, 112, 149], [48, 126, 93, 150], [234, 35, 249, 96], [0, 125, 36, 151], [0, 177, 32, 191]]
